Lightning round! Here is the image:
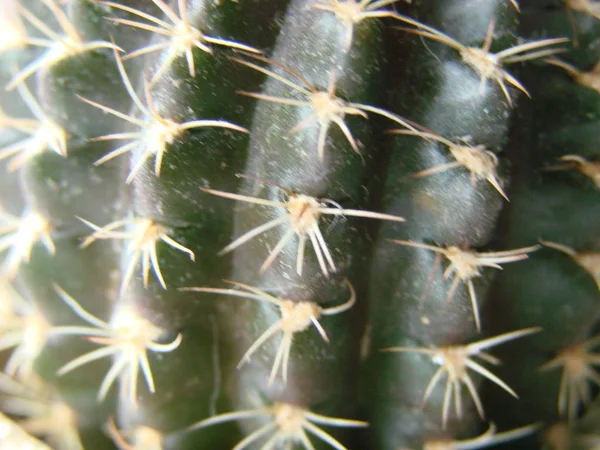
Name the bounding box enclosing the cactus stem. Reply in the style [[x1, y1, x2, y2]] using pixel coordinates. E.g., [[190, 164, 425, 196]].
[[201, 184, 405, 277], [388, 240, 539, 332], [6, 0, 121, 91], [80, 48, 247, 183], [539, 334, 600, 422], [97, 0, 262, 85], [232, 53, 416, 161], [77, 216, 195, 294], [52, 285, 182, 407], [381, 327, 541, 429], [181, 278, 356, 385], [389, 129, 508, 201], [394, 16, 569, 106], [187, 400, 368, 450], [0, 207, 55, 279]]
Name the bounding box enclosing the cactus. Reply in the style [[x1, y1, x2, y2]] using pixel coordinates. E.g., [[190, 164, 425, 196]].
[[0, 0, 598, 449]]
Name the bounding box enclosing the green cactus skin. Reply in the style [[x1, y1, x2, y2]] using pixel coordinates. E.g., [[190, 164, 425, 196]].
[[480, 2, 600, 448], [4, 2, 135, 448], [218, 0, 390, 438], [0, 1, 599, 450]]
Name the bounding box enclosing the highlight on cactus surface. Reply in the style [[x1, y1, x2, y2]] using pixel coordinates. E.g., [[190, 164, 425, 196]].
[[389, 129, 508, 201], [188, 400, 368, 450], [80, 47, 248, 184], [394, 15, 568, 105], [52, 285, 182, 406], [202, 182, 405, 276], [181, 278, 356, 385], [0, 80, 67, 172], [388, 240, 539, 331], [0, 207, 55, 279], [6, 0, 120, 91], [539, 335, 600, 422], [381, 327, 541, 428], [97, 0, 261, 85], [78, 216, 195, 294], [232, 53, 417, 161]]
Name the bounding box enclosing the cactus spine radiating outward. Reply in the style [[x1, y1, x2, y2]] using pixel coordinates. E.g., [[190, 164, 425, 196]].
[[0, 1, 598, 449]]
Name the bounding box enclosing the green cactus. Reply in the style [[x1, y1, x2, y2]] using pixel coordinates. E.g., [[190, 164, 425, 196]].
[[0, 0, 598, 449]]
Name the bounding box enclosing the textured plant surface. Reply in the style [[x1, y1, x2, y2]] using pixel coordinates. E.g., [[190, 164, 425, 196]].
[[0, 0, 599, 449]]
